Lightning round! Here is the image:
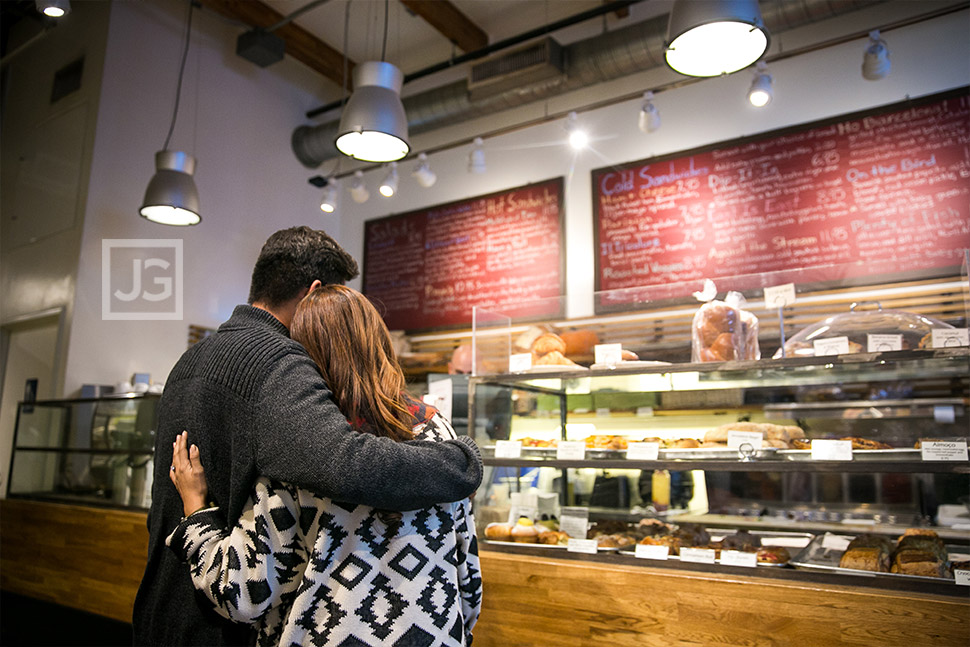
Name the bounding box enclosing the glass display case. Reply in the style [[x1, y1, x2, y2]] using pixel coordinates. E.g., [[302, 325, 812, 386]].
[[6, 394, 159, 510]]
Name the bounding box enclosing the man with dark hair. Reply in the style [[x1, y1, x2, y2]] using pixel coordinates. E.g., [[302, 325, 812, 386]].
[[133, 227, 483, 647]]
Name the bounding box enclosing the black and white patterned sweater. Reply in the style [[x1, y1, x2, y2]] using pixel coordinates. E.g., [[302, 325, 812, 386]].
[[167, 412, 482, 647]]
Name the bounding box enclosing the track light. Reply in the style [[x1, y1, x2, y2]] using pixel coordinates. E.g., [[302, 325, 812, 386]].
[[379, 162, 399, 197], [565, 112, 588, 150], [468, 137, 486, 174], [638, 91, 661, 133], [335, 61, 410, 163], [349, 170, 370, 203], [862, 30, 891, 80], [747, 62, 772, 107], [320, 181, 337, 213], [664, 0, 770, 77], [412, 152, 437, 188], [36, 0, 70, 17]]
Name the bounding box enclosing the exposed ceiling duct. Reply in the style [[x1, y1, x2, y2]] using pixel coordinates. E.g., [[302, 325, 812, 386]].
[[292, 0, 884, 168]]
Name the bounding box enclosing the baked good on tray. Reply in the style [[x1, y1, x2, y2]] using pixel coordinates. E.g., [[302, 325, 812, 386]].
[[838, 534, 893, 572]]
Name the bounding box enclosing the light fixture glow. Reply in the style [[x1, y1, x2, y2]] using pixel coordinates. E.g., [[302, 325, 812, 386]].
[[747, 62, 772, 107], [140, 151, 201, 226], [664, 0, 770, 77], [412, 152, 437, 188], [638, 91, 661, 133], [335, 61, 410, 163], [565, 112, 588, 150], [36, 0, 70, 17], [349, 170, 370, 203], [379, 162, 399, 197], [320, 181, 337, 213], [862, 30, 891, 80], [468, 137, 486, 174]]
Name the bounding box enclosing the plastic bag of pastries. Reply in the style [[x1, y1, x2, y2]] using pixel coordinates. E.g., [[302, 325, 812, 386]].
[[692, 300, 742, 362]]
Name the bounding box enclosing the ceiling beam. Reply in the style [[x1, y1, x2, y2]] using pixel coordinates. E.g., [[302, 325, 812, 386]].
[[399, 0, 488, 53], [197, 0, 353, 88]]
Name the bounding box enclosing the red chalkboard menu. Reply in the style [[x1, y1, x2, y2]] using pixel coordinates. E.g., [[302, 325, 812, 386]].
[[363, 177, 565, 331], [592, 88, 970, 311]]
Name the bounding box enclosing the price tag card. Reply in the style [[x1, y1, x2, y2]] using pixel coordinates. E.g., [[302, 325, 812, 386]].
[[931, 328, 969, 348], [635, 406, 655, 417], [813, 336, 850, 356], [811, 439, 853, 461], [509, 353, 533, 373], [933, 406, 956, 424], [556, 440, 586, 460], [567, 538, 599, 554], [727, 430, 764, 450], [595, 408, 612, 418], [559, 507, 589, 540], [719, 550, 758, 568], [635, 544, 669, 560], [494, 440, 522, 458], [955, 570, 970, 586], [921, 440, 969, 462], [764, 283, 796, 307], [679, 547, 717, 564], [594, 343, 623, 366], [626, 442, 660, 460], [867, 333, 902, 353]]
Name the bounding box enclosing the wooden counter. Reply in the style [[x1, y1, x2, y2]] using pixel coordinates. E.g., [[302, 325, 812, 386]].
[[2, 500, 967, 645]]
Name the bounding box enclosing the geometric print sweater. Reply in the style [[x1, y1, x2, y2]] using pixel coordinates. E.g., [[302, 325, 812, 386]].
[[166, 411, 482, 647]]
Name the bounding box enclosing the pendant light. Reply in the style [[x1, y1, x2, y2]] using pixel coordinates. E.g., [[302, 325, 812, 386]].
[[139, 1, 200, 226], [862, 30, 891, 80], [36, 0, 70, 18], [747, 62, 773, 107], [664, 0, 770, 77]]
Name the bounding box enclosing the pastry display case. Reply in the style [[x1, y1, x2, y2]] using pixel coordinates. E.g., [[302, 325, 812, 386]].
[[6, 393, 159, 510], [465, 274, 970, 596]]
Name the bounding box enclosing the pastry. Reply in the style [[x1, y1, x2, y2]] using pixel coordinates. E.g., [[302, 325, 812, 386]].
[[692, 302, 742, 362], [559, 329, 599, 357], [756, 546, 791, 564], [638, 534, 681, 555], [533, 350, 581, 367], [668, 438, 700, 449], [484, 523, 512, 541], [839, 547, 890, 572], [510, 517, 539, 543], [720, 530, 761, 552], [532, 332, 566, 356], [538, 530, 569, 545], [621, 349, 639, 361], [840, 437, 893, 450], [790, 438, 812, 450]]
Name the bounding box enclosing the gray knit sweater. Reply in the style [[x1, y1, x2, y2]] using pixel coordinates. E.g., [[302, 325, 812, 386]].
[[133, 305, 482, 647]]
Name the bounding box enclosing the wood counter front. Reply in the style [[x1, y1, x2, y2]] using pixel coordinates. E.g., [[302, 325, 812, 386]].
[[2, 500, 966, 645]]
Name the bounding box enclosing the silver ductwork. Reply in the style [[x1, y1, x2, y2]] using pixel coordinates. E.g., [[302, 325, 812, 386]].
[[292, 0, 884, 168]]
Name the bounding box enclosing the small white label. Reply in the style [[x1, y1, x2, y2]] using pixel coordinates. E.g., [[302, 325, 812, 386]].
[[559, 507, 589, 540], [626, 442, 661, 460], [595, 407, 611, 418], [867, 333, 902, 353], [932, 406, 956, 424], [931, 328, 969, 348], [594, 343, 623, 366], [821, 533, 852, 551], [812, 439, 853, 461], [720, 550, 758, 568], [921, 440, 969, 462], [813, 336, 850, 356], [727, 430, 764, 450], [764, 283, 797, 307], [557, 440, 586, 460], [509, 353, 533, 372], [567, 538, 599, 554], [680, 547, 717, 564], [955, 570, 970, 586], [635, 544, 670, 560], [635, 406, 654, 417], [494, 440, 522, 458]]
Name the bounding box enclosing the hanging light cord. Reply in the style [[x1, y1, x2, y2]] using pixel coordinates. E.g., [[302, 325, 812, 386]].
[[381, 0, 389, 62], [162, 0, 195, 151]]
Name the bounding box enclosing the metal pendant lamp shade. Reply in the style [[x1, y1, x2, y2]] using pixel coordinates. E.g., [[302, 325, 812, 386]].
[[665, 0, 770, 77], [139, 151, 201, 226], [335, 61, 410, 163]]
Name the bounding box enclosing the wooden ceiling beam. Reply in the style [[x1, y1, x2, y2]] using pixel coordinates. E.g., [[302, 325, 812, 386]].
[[399, 0, 488, 53], [197, 0, 353, 89]]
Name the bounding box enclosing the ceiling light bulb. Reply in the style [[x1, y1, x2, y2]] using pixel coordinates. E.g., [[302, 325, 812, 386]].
[[36, 0, 70, 17], [139, 151, 201, 226], [468, 137, 486, 174], [747, 63, 772, 107], [335, 61, 410, 163], [349, 170, 370, 203], [638, 91, 661, 133], [862, 30, 891, 81], [566, 112, 588, 150], [320, 182, 337, 213], [412, 152, 437, 188], [664, 0, 770, 77], [379, 162, 399, 197]]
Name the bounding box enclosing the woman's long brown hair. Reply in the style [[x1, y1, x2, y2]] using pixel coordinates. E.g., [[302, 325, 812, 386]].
[[291, 285, 415, 443]]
